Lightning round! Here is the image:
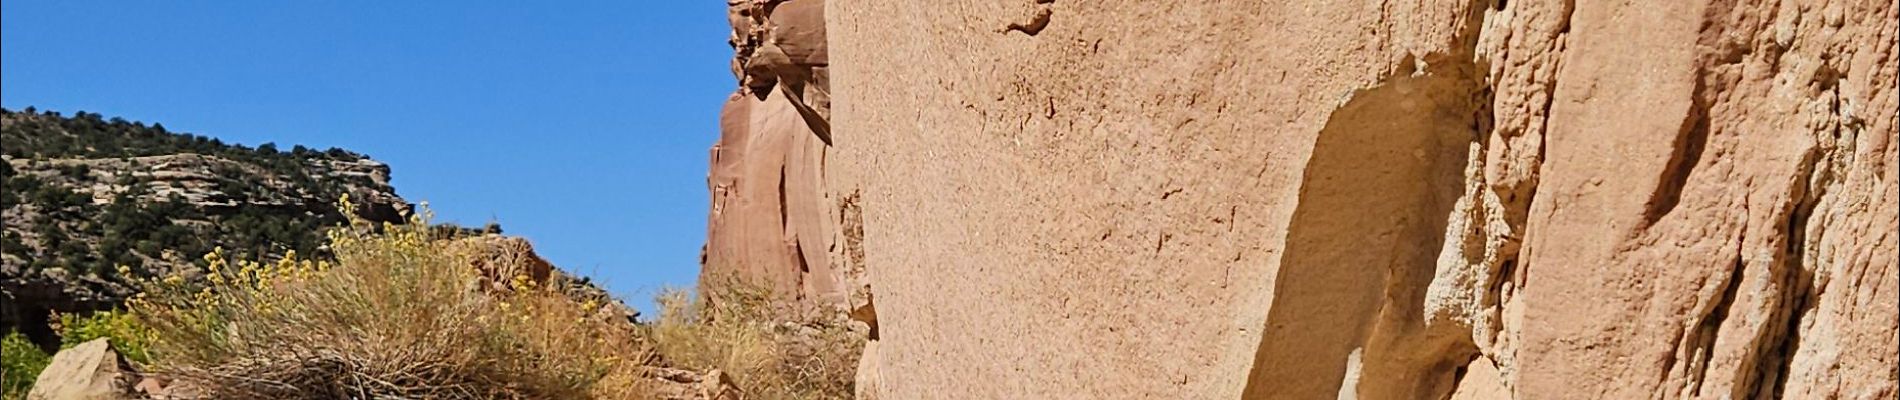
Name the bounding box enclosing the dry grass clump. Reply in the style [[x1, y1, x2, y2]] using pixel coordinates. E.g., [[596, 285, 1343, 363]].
[[647, 284, 863, 400], [129, 197, 653, 399]]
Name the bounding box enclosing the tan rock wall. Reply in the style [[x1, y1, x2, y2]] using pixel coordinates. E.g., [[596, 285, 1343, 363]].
[[823, 0, 1896, 398], [704, 0, 866, 313]]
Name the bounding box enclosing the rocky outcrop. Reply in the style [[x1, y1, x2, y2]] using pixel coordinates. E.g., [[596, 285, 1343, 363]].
[[703, 0, 871, 319], [821, 0, 1896, 398], [27, 339, 133, 400], [449, 234, 643, 324], [450, 235, 557, 290], [703, 3, 884, 394]]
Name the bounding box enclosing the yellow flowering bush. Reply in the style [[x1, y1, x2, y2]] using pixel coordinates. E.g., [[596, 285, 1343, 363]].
[[55, 309, 154, 364], [129, 196, 653, 399]]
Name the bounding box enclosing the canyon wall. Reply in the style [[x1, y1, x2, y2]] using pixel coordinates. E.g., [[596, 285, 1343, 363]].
[[708, 0, 1896, 398], [818, 0, 1897, 398], [704, 0, 869, 316]]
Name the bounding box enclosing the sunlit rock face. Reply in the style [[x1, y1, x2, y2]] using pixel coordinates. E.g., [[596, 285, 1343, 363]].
[[703, 0, 867, 316], [820, 0, 1897, 398]]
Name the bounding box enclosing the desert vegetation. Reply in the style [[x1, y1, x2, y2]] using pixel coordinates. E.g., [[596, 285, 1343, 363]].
[[1, 309, 149, 399], [2, 107, 395, 278], [3, 196, 865, 399], [648, 285, 863, 400], [119, 198, 652, 399], [1, 330, 52, 399]]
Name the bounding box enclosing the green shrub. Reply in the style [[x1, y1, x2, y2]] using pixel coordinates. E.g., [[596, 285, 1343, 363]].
[[55, 309, 153, 364], [2, 108, 376, 276], [1, 333, 51, 400], [0, 310, 154, 399]]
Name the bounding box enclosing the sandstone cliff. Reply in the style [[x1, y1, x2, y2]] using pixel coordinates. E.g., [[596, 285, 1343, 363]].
[[704, 0, 870, 321], [703, 0, 1896, 398]]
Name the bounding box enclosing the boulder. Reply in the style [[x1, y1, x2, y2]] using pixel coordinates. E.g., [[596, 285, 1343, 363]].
[[27, 339, 131, 400], [698, 370, 743, 400]]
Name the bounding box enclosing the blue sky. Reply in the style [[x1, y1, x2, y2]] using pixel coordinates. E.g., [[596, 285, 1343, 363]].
[[1, 1, 734, 314]]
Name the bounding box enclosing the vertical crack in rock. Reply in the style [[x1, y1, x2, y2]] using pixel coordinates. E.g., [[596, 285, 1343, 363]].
[[1749, 105, 1831, 397], [779, 165, 791, 230], [1687, 257, 1745, 396], [1455, 2, 1574, 394], [1653, 1, 1843, 397], [1654, 24, 1733, 400], [838, 190, 874, 329], [1757, 184, 1819, 398], [1644, 0, 1744, 229], [1646, 90, 1713, 226]]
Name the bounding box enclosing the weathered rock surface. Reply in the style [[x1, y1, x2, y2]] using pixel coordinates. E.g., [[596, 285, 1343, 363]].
[[815, 0, 1897, 398], [703, 0, 869, 318], [27, 339, 132, 400]]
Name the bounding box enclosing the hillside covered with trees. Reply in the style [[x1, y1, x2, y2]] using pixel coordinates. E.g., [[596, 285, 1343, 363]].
[[0, 107, 412, 351]]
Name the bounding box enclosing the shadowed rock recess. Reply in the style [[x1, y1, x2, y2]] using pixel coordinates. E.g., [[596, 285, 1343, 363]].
[[704, 0, 1896, 398]]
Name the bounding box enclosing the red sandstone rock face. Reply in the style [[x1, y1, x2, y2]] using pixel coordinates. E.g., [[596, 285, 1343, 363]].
[[819, 0, 1896, 398], [703, 0, 866, 315]]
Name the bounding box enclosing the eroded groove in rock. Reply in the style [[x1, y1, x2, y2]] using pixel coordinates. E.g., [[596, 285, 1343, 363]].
[[1684, 258, 1744, 396], [1242, 51, 1485, 399], [1757, 182, 1819, 397], [1647, 94, 1713, 227], [1444, 0, 1576, 394], [1242, 2, 1574, 398]]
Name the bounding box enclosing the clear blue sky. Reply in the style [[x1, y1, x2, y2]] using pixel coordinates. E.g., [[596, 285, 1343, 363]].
[[1, 1, 734, 314]]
